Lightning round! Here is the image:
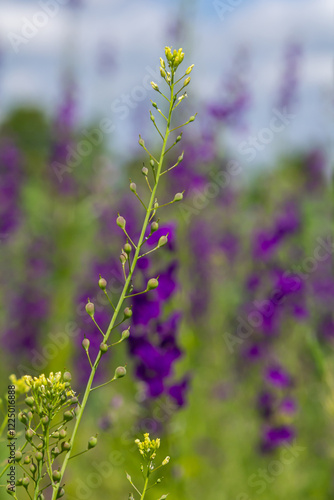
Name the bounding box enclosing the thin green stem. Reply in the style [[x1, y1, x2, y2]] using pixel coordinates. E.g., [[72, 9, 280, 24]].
[[51, 67, 176, 500], [140, 475, 149, 500], [90, 377, 116, 392]]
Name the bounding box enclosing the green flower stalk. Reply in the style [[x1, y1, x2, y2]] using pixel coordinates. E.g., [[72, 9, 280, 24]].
[[127, 433, 171, 500], [1, 46, 195, 499]]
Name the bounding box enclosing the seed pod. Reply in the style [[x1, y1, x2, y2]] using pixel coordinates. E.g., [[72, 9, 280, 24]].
[[23, 456, 31, 464], [99, 343, 108, 354], [18, 412, 28, 424], [173, 192, 183, 202], [52, 431, 60, 438], [51, 447, 60, 457], [150, 159, 154, 168], [124, 243, 132, 255], [88, 436, 98, 449], [36, 443, 44, 450], [63, 411, 73, 422], [189, 115, 196, 122], [25, 397, 34, 407], [85, 301, 95, 317], [142, 166, 148, 176], [158, 235, 168, 247], [52, 470, 61, 482], [61, 441, 71, 451], [15, 451, 22, 462], [41, 416, 49, 425], [151, 221, 159, 232], [7, 430, 16, 439], [123, 307, 133, 319], [63, 372, 72, 382], [147, 278, 159, 290], [176, 134, 182, 143], [82, 338, 90, 351], [121, 328, 130, 341], [120, 251, 127, 264], [35, 452, 43, 461], [22, 477, 30, 487], [25, 429, 34, 441], [99, 277, 107, 290], [139, 136, 145, 147], [130, 182, 137, 193], [57, 488, 65, 498], [116, 215, 126, 229], [70, 397, 78, 404], [150, 112, 155, 123], [59, 429, 67, 439], [114, 366, 127, 379], [29, 463, 37, 474]]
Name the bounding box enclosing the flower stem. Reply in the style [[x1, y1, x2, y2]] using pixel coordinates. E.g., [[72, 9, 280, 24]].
[[51, 73, 175, 500]]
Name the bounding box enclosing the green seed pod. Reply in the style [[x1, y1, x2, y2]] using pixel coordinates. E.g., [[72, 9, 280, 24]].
[[189, 115, 196, 122], [22, 477, 30, 487], [63, 371, 72, 382], [150, 159, 154, 168], [82, 338, 90, 351], [85, 301, 95, 317], [130, 182, 137, 193], [114, 366, 127, 379], [25, 397, 34, 407], [138, 136, 145, 147], [25, 428, 34, 441], [36, 443, 44, 450], [52, 470, 61, 482], [6, 484, 16, 496], [121, 328, 130, 341], [147, 278, 159, 290], [27, 411, 33, 420], [120, 251, 127, 264], [173, 192, 183, 202], [18, 412, 28, 424], [176, 134, 182, 143], [15, 451, 22, 462], [51, 447, 60, 457], [52, 431, 59, 439], [59, 429, 67, 439], [63, 411, 73, 422], [38, 495, 45, 500], [151, 221, 159, 232], [88, 436, 98, 449], [16, 479, 23, 486], [158, 235, 168, 247], [123, 307, 133, 319], [57, 488, 65, 498], [7, 430, 16, 439], [100, 343, 109, 354], [41, 415, 49, 425], [23, 456, 31, 464], [116, 215, 126, 229], [151, 101, 158, 109], [29, 463, 37, 474], [99, 277, 107, 290], [35, 452, 43, 461], [124, 243, 132, 254], [178, 152, 184, 163], [70, 397, 78, 404], [142, 166, 148, 176], [61, 441, 71, 451]]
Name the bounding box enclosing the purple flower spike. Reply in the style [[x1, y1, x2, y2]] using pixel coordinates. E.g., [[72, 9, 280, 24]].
[[265, 366, 292, 389]]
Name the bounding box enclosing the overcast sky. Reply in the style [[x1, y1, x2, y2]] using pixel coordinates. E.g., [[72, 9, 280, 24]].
[[0, 0, 332, 166]]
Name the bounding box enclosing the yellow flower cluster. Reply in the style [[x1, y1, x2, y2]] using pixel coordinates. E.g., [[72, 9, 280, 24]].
[[135, 433, 161, 460], [22, 372, 75, 398], [164, 46, 184, 70], [9, 374, 30, 395]]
